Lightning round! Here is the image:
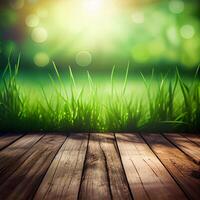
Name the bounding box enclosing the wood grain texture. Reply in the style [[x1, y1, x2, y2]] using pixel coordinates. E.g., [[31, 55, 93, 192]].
[[0, 134, 43, 184], [34, 133, 88, 200], [79, 134, 112, 200], [164, 133, 200, 164], [95, 133, 132, 200], [116, 133, 186, 200], [182, 134, 200, 147], [142, 133, 200, 200], [0, 134, 66, 200], [0, 134, 22, 150], [0, 132, 199, 200]]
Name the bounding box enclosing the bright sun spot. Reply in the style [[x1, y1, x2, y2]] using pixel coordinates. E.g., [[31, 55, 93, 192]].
[[84, 0, 103, 16], [49, 0, 121, 50]]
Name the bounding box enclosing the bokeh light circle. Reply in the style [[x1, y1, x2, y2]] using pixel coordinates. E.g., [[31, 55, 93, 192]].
[[180, 25, 195, 39], [31, 27, 48, 43], [25, 14, 40, 27], [33, 52, 49, 67], [76, 51, 92, 67], [169, 0, 184, 14]]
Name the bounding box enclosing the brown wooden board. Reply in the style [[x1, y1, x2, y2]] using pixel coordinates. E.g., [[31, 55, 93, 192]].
[[0, 134, 66, 200], [86, 133, 132, 200], [0, 134, 23, 150], [164, 133, 200, 164], [116, 133, 186, 200], [79, 134, 112, 200], [34, 133, 88, 200], [182, 134, 200, 147], [142, 133, 200, 200], [0, 134, 43, 184], [0, 132, 199, 199]]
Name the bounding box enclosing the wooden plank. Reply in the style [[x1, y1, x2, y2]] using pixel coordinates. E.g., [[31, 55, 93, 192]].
[[79, 134, 112, 200], [0, 134, 66, 200], [182, 134, 200, 147], [0, 134, 43, 184], [34, 133, 88, 200], [0, 134, 23, 150], [116, 133, 186, 200], [87, 133, 132, 200], [142, 133, 200, 200], [164, 133, 200, 164]]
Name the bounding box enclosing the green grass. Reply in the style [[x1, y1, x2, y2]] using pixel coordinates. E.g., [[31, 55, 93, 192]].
[[0, 58, 199, 133]]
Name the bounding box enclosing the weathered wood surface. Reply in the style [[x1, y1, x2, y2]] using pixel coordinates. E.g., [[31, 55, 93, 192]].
[[0, 134, 66, 200], [34, 133, 88, 200], [79, 134, 111, 200], [0, 134, 43, 184], [142, 133, 200, 200], [0, 134, 22, 150], [183, 134, 200, 147], [79, 133, 132, 200], [164, 133, 200, 164], [0, 132, 199, 200], [98, 133, 132, 200], [116, 133, 186, 200]]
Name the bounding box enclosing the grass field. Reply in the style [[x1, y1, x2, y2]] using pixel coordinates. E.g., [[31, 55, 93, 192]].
[[0, 58, 199, 133]]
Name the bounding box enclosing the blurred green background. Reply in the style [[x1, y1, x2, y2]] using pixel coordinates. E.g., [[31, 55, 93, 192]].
[[0, 0, 199, 74]]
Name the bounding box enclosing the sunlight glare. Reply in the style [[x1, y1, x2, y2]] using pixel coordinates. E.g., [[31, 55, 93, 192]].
[[48, 0, 122, 52], [84, 0, 103, 16]]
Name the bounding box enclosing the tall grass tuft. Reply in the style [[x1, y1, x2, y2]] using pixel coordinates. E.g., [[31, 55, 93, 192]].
[[0, 58, 199, 133], [0, 55, 24, 131]]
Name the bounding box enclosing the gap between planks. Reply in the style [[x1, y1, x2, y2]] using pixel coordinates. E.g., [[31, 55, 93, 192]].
[[34, 133, 89, 200], [0, 134, 44, 184], [79, 133, 132, 200], [115, 133, 187, 200], [163, 133, 200, 165], [0, 133, 199, 200], [182, 134, 200, 147], [0, 134, 66, 200], [0, 133, 24, 151], [141, 133, 200, 200]]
